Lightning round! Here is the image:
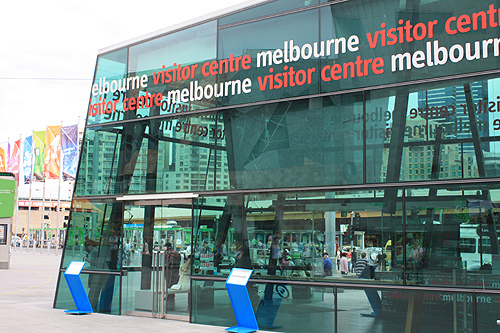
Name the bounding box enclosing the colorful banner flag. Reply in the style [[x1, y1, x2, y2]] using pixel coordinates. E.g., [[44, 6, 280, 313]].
[[33, 130, 46, 181], [44, 125, 61, 180], [7, 139, 20, 181], [23, 136, 33, 184], [0, 147, 6, 172], [61, 125, 78, 181]]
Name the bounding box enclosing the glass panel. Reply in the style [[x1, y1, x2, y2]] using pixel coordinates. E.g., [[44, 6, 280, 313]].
[[339, 288, 473, 332], [192, 281, 476, 332], [405, 183, 500, 288], [87, 22, 218, 126], [54, 271, 121, 314], [61, 200, 121, 272], [121, 203, 192, 318], [127, 113, 221, 194], [78, 113, 225, 196], [220, 95, 364, 190], [87, 48, 128, 126], [215, 148, 231, 191], [477, 292, 500, 331], [86, 272, 121, 313], [218, 9, 320, 106], [244, 192, 325, 280], [193, 195, 236, 277], [56, 200, 123, 313], [191, 279, 235, 327], [399, 80, 492, 144], [75, 126, 122, 197], [194, 189, 404, 285], [368, 75, 500, 183], [191, 279, 333, 332], [219, 0, 318, 26], [127, 21, 218, 118]]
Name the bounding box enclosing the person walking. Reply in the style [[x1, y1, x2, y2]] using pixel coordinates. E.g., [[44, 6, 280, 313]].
[[336, 248, 341, 271]]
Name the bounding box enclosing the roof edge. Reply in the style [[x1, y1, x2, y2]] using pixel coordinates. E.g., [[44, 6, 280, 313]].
[[98, 0, 269, 55]]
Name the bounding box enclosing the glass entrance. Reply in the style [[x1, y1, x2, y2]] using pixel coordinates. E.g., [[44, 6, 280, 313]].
[[122, 199, 193, 320]]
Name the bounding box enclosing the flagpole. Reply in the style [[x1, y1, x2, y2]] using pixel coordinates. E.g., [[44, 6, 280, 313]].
[[14, 136, 21, 249], [42, 177, 45, 253], [41, 126, 51, 254], [47, 190, 51, 255], [28, 133, 33, 252], [56, 122, 62, 255]]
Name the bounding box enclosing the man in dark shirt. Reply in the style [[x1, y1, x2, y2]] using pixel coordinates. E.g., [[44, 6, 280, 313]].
[[351, 248, 357, 272], [324, 252, 333, 276]]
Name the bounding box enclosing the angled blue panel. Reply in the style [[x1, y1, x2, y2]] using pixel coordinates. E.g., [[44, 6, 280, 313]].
[[225, 268, 259, 333], [64, 261, 93, 314]]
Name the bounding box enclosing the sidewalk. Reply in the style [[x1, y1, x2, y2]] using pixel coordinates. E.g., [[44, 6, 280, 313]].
[[0, 250, 269, 333]]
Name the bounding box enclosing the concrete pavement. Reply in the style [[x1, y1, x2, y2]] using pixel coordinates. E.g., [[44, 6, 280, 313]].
[[0, 249, 269, 333]]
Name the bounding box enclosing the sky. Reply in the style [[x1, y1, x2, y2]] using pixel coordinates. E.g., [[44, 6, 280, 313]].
[[0, 0, 251, 147]]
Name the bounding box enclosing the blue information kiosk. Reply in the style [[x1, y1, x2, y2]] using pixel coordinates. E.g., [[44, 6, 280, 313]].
[[225, 268, 259, 333], [64, 261, 93, 314]]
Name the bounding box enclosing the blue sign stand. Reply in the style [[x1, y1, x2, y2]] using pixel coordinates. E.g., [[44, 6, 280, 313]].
[[64, 261, 93, 314], [225, 268, 259, 333]]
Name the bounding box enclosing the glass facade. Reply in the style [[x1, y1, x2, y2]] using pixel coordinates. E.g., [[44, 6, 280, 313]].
[[55, 0, 500, 331]]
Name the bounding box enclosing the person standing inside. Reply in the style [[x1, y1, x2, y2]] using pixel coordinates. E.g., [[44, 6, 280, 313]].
[[340, 252, 349, 275], [165, 242, 181, 302], [336, 248, 341, 271], [264, 232, 283, 301], [351, 248, 357, 272], [123, 238, 131, 266], [347, 249, 352, 272], [376, 250, 387, 272], [109, 230, 119, 270], [323, 252, 333, 276], [370, 249, 378, 266], [267, 232, 282, 275], [354, 252, 369, 277]]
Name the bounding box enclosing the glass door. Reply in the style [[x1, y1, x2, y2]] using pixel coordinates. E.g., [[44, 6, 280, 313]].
[[122, 199, 193, 320]]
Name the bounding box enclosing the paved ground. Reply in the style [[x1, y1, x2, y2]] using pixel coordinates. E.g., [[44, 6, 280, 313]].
[[0, 249, 270, 333]]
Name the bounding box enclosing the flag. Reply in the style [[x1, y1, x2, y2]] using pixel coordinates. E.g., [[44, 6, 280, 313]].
[[23, 136, 33, 184], [0, 147, 5, 172], [33, 130, 46, 181], [44, 126, 61, 180], [7, 139, 20, 181], [61, 125, 78, 181]]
